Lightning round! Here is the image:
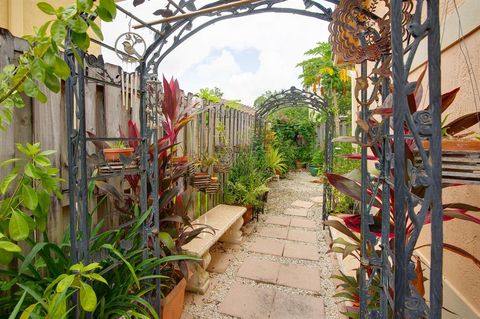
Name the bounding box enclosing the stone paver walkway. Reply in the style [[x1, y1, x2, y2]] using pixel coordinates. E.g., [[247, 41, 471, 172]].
[[182, 172, 341, 319]]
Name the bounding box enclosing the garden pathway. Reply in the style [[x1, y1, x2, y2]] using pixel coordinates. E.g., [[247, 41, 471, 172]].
[[181, 171, 342, 319]]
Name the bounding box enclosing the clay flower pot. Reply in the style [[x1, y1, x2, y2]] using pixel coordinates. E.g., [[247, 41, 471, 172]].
[[242, 205, 254, 225], [295, 160, 304, 169], [161, 278, 187, 319], [103, 147, 134, 162]]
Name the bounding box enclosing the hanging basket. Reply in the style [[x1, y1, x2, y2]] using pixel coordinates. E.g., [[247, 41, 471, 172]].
[[191, 172, 211, 189], [205, 177, 220, 194]]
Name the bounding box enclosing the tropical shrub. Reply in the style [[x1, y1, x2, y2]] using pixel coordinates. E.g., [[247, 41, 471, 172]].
[[224, 152, 269, 207], [265, 148, 287, 175]]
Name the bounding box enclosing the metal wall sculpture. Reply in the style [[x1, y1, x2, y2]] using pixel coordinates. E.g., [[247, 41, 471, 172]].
[[255, 87, 334, 219], [330, 0, 443, 318], [64, 0, 443, 317]]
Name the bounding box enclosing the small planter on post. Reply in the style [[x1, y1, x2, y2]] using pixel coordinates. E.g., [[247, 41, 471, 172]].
[[103, 147, 134, 162]]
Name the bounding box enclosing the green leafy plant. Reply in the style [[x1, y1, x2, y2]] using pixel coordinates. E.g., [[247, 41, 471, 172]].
[[0, 0, 117, 130], [110, 140, 127, 149], [0, 143, 61, 264], [264, 148, 287, 175], [14, 262, 108, 317], [224, 152, 269, 207]]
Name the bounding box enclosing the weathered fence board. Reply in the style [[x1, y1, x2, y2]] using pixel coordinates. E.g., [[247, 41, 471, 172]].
[[0, 30, 256, 240]]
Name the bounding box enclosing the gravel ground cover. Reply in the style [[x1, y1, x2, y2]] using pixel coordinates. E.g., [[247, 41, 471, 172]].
[[182, 171, 341, 319]]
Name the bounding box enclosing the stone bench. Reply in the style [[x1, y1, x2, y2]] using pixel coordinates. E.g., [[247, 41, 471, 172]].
[[182, 204, 246, 294]]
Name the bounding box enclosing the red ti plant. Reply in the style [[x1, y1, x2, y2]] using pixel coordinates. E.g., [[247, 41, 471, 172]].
[[325, 71, 480, 305]]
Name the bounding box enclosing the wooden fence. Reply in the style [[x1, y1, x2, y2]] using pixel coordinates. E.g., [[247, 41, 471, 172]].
[[0, 28, 256, 242]]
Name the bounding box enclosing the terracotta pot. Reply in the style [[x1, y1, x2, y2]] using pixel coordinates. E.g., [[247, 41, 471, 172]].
[[103, 147, 134, 162], [242, 205, 254, 225], [295, 160, 304, 169], [422, 139, 480, 152], [161, 278, 187, 319]]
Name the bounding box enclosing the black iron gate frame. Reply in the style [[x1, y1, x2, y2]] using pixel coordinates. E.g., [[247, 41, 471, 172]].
[[63, 0, 443, 318]]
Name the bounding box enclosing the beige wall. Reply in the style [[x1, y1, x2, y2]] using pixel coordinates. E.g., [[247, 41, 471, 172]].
[[412, 23, 480, 316], [0, 0, 101, 54]]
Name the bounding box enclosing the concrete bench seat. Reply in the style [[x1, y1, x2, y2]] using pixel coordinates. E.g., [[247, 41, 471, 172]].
[[182, 204, 246, 293]]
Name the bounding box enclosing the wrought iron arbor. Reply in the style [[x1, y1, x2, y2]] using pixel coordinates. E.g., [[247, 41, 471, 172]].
[[63, 0, 445, 318], [255, 86, 334, 220]]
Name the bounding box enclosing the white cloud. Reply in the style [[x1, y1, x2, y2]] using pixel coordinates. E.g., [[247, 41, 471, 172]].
[[102, 1, 332, 105]]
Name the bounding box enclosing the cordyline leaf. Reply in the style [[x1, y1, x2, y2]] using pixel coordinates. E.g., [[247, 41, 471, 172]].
[[86, 131, 110, 149], [323, 220, 360, 243], [340, 214, 395, 239], [426, 87, 460, 114], [411, 257, 425, 297], [407, 65, 428, 113], [128, 120, 140, 148], [416, 243, 480, 269], [371, 107, 393, 117], [443, 203, 480, 211], [356, 119, 370, 132], [444, 111, 480, 136], [325, 173, 382, 209], [342, 154, 379, 161], [442, 210, 480, 225], [162, 76, 179, 124]]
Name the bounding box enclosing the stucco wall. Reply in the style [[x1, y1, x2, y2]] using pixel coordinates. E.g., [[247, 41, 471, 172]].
[[411, 26, 480, 316]]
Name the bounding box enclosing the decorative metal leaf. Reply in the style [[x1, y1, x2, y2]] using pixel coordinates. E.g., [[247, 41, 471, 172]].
[[153, 9, 174, 17], [133, 0, 146, 7]]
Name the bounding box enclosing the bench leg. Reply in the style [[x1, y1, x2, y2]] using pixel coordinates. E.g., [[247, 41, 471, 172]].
[[186, 252, 211, 294], [219, 217, 243, 244]]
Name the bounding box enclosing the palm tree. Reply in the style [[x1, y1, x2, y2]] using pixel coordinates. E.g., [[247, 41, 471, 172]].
[[297, 42, 351, 136]]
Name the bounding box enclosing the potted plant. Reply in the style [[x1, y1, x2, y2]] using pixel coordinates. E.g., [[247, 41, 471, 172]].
[[224, 153, 269, 224], [265, 147, 287, 176], [103, 140, 134, 162], [192, 154, 217, 189], [308, 148, 324, 176]]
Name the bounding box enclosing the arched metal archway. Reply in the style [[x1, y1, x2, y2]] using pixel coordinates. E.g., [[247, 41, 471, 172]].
[[130, 0, 338, 75], [65, 2, 338, 316], [255, 87, 334, 221]]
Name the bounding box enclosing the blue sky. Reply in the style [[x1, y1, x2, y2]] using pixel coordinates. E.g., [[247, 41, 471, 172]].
[[102, 1, 332, 105]]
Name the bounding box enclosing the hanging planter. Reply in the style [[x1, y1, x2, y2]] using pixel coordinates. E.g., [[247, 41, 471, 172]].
[[171, 155, 189, 165], [205, 176, 220, 194], [191, 172, 211, 189]]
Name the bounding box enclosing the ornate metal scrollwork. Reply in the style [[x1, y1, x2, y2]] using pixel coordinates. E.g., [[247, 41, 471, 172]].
[[329, 0, 413, 64]]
